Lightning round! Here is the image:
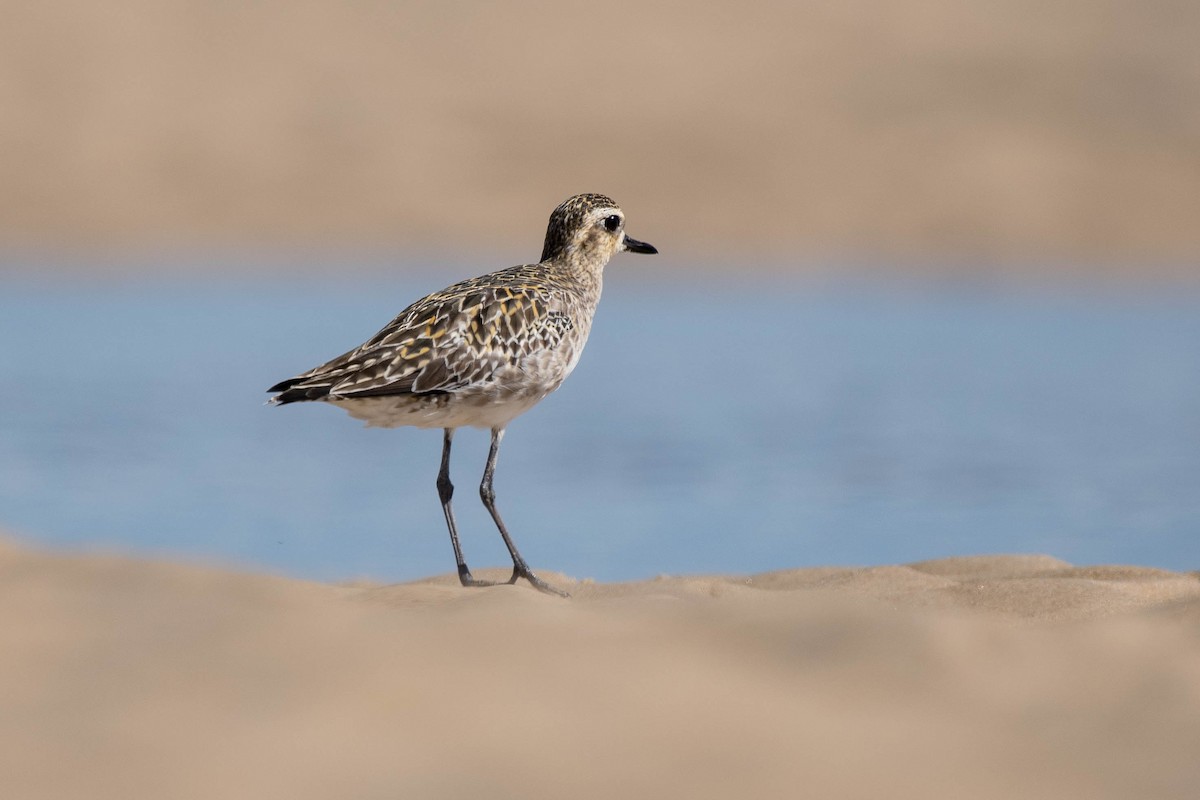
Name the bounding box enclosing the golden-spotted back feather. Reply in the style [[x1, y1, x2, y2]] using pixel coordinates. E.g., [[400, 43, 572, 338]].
[[270, 266, 584, 404]]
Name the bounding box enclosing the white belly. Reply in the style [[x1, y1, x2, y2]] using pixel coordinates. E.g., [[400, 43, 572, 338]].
[[329, 361, 568, 430], [331, 390, 550, 430]]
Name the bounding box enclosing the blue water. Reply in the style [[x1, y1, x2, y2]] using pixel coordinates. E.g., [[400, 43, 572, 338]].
[[2, 268, 1198, 581]]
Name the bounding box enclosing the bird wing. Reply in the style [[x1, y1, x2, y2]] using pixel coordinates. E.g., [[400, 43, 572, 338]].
[[269, 270, 571, 403]]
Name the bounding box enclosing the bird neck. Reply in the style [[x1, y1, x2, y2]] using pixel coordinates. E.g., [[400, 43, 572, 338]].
[[543, 252, 607, 295]]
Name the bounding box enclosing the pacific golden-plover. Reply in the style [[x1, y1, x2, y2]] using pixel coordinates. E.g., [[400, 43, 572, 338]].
[[268, 193, 657, 596]]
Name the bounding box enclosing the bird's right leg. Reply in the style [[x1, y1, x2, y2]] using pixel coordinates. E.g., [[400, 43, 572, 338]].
[[438, 428, 498, 588]]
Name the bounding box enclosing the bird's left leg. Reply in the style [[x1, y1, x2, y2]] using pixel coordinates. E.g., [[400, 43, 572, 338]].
[[479, 426, 568, 597]]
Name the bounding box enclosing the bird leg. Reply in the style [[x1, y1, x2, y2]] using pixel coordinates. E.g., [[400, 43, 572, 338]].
[[479, 427, 569, 597], [438, 427, 498, 588]]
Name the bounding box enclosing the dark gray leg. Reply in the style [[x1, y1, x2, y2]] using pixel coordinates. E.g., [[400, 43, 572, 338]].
[[438, 427, 497, 588], [479, 426, 568, 597]]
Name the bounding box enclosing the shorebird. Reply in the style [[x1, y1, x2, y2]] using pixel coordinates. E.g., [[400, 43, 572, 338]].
[[267, 193, 657, 596]]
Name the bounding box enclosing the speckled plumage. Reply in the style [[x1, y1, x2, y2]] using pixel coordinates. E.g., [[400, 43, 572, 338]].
[[269, 263, 597, 429], [268, 193, 657, 596]]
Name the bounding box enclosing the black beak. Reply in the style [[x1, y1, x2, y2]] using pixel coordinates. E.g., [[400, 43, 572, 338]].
[[623, 234, 658, 255]]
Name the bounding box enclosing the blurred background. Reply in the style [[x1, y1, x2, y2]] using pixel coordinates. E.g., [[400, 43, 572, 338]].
[[1, 0, 1197, 580]]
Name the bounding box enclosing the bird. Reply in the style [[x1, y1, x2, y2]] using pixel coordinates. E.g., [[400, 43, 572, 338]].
[[267, 193, 657, 596]]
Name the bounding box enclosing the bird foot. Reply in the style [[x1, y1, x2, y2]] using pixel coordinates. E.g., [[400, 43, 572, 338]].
[[457, 565, 567, 597], [509, 566, 570, 598], [457, 566, 502, 588]]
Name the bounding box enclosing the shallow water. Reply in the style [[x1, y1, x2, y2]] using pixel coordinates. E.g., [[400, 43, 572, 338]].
[[2, 268, 1198, 581]]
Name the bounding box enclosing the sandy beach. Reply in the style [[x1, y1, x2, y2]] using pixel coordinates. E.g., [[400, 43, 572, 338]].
[[4, 536, 1198, 799], [3, 1, 1199, 269]]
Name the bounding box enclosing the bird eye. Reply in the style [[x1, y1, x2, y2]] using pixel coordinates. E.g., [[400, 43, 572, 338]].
[[603, 214, 621, 232]]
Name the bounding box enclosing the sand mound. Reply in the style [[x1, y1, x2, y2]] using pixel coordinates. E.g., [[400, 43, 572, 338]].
[[3, 539, 1198, 799]]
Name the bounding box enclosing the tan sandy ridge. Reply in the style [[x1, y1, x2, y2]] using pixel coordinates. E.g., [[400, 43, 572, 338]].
[[3, 537, 1199, 799]]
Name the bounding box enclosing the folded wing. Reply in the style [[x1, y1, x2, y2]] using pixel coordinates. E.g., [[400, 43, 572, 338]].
[[268, 272, 568, 405]]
